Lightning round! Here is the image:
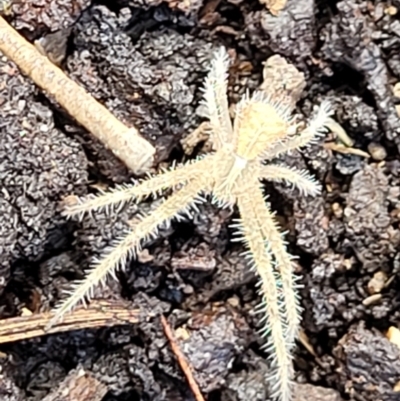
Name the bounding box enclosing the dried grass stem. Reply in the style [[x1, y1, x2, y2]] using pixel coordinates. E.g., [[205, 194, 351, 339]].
[[0, 16, 155, 174]]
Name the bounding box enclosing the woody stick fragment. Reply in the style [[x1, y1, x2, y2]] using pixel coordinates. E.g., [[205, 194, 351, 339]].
[[0, 16, 155, 174], [0, 300, 140, 344]]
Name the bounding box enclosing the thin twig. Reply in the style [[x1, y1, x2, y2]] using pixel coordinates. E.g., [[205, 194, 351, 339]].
[[0, 16, 155, 175], [0, 300, 139, 344], [161, 315, 206, 401]]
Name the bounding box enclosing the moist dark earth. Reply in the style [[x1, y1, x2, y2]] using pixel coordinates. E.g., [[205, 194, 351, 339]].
[[1, 0, 400, 400]]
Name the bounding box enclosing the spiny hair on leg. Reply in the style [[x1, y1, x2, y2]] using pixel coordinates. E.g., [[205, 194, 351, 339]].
[[47, 230, 142, 328], [211, 194, 236, 210], [261, 100, 334, 161], [249, 258, 295, 401], [50, 179, 207, 327], [252, 194, 303, 343], [230, 215, 293, 350], [300, 100, 335, 147], [61, 158, 208, 219], [259, 164, 322, 197], [200, 46, 233, 148], [256, 297, 295, 401]]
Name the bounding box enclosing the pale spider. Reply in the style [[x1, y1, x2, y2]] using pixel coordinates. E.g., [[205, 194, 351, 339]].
[[49, 48, 332, 401]]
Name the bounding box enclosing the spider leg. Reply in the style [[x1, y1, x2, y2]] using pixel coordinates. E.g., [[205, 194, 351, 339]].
[[264, 100, 333, 159], [201, 47, 234, 150], [260, 164, 322, 197], [234, 175, 294, 401], [248, 182, 302, 346], [63, 155, 212, 219], [47, 177, 208, 329]]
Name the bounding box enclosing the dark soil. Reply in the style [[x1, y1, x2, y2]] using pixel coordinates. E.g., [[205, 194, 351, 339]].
[[1, 0, 400, 400]]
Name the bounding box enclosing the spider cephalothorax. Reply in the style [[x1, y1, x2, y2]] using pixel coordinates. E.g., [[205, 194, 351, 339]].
[[49, 48, 332, 401]]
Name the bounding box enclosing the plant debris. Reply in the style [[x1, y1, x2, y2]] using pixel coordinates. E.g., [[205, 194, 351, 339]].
[[0, 300, 139, 344], [0, 16, 155, 175], [1, 1, 400, 401], [161, 315, 205, 401]]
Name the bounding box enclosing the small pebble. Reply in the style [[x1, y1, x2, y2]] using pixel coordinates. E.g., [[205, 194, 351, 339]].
[[332, 202, 343, 219], [182, 284, 194, 295], [387, 326, 400, 349], [367, 271, 387, 295], [368, 142, 387, 161]]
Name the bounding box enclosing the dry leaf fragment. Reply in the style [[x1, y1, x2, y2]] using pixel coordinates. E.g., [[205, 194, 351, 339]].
[[261, 54, 306, 106]]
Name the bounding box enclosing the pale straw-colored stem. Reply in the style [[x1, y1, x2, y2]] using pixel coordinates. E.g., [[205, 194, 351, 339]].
[[0, 16, 155, 174]]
